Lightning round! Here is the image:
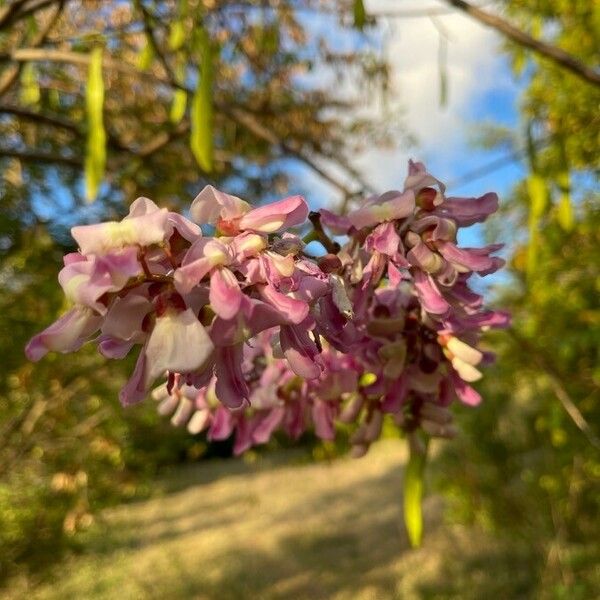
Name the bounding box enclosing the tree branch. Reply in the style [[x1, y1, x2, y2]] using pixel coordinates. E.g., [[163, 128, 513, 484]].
[[441, 0, 600, 87], [508, 329, 600, 450], [0, 147, 82, 166], [0, 103, 79, 132], [0, 0, 30, 30], [0, 0, 64, 97], [3, 47, 372, 198]]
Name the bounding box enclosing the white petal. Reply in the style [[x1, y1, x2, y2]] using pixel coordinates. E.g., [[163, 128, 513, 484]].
[[446, 336, 483, 366], [144, 309, 214, 387], [452, 357, 483, 382]]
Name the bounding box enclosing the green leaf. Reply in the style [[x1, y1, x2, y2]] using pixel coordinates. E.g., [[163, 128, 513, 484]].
[[137, 35, 154, 71], [169, 20, 186, 51], [353, 0, 367, 30], [526, 174, 548, 276], [84, 46, 106, 203], [528, 173, 548, 219], [170, 89, 187, 124], [556, 186, 573, 232], [20, 63, 40, 106], [556, 146, 573, 232], [403, 435, 428, 548], [190, 29, 214, 173]]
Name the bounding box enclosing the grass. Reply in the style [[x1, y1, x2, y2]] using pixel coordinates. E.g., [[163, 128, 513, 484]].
[[4, 439, 538, 599]]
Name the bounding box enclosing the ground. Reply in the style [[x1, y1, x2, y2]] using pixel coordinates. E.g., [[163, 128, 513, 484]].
[[4, 439, 534, 599]]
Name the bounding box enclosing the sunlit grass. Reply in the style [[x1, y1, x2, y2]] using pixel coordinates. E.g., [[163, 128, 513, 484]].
[[5, 440, 536, 599]]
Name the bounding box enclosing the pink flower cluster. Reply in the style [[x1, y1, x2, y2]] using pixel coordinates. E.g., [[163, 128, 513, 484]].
[[26, 161, 509, 455]]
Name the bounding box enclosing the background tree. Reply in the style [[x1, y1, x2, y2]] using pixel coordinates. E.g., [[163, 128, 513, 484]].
[[0, 0, 393, 581], [432, 1, 599, 596]]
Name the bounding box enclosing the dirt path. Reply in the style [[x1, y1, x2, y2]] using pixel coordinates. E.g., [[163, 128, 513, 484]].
[[5, 439, 529, 599]]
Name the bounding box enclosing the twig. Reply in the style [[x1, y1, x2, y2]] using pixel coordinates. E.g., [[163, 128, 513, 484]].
[[441, 0, 600, 87], [305, 211, 340, 254], [3, 47, 370, 197], [0, 0, 64, 97], [0, 147, 81, 166], [508, 329, 600, 450]]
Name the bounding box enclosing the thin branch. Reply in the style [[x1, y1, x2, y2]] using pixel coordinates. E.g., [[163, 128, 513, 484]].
[[508, 329, 600, 450], [8, 0, 67, 24], [2, 47, 372, 197], [0, 103, 79, 132], [0, 0, 64, 97], [440, 0, 600, 88], [0, 0, 30, 29], [0, 147, 82, 166], [134, 0, 178, 85], [446, 135, 551, 189]]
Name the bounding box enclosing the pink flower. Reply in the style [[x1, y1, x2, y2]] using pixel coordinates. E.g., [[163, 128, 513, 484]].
[[25, 306, 102, 361], [26, 161, 509, 457], [144, 307, 214, 389], [190, 186, 308, 234], [348, 190, 415, 230]]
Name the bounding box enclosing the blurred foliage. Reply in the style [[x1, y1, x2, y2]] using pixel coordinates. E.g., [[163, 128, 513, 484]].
[[0, 0, 395, 207], [505, 0, 600, 172], [0, 217, 205, 580], [0, 0, 393, 585], [0, 0, 599, 595], [437, 1, 600, 597]]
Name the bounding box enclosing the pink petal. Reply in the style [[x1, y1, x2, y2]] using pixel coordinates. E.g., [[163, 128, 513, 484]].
[[349, 190, 415, 229], [312, 399, 336, 440], [214, 344, 248, 409], [98, 335, 137, 359], [190, 185, 250, 225], [208, 405, 235, 440], [210, 267, 242, 320], [258, 284, 309, 325], [168, 213, 202, 243], [72, 209, 170, 255], [407, 241, 443, 273], [102, 294, 152, 340], [404, 159, 445, 199], [127, 196, 160, 216], [119, 350, 148, 406], [381, 375, 408, 413], [144, 309, 214, 387], [437, 242, 502, 274], [174, 256, 213, 295], [25, 307, 101, 361], [411, 215, 457, 241], [211, 297, 286, 346], [413, 270, 450, 315], [233, 417, 254, 455], [252, 408, 285, 444], [366, 222, 401, 256], [319, 209, 352, 235], [280, 324, 321, 379], [238, 195, 309, 233], [451, 372, 482, 406], [441, 192, 498, 226]]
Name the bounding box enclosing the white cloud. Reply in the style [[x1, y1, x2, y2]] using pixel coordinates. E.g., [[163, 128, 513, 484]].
[[354, 0, 520, 192]]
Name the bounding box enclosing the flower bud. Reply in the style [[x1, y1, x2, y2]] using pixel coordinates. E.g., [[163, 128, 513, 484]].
[[318, 254, 342, 273]]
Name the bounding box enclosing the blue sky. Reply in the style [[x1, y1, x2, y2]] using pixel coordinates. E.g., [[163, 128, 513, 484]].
[[286, 0, 528, 253], [33, 0, 528, 256]]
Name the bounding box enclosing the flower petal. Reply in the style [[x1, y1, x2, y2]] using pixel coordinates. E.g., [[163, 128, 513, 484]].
[[413, 270, 450, 315], [238, 195, 308, 233], [144, 309, 214, 387], [214, 344, 248, 409], [210, 267, 242, 320], [190, 185, 250, 225], [25, 307, 101, 361]]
